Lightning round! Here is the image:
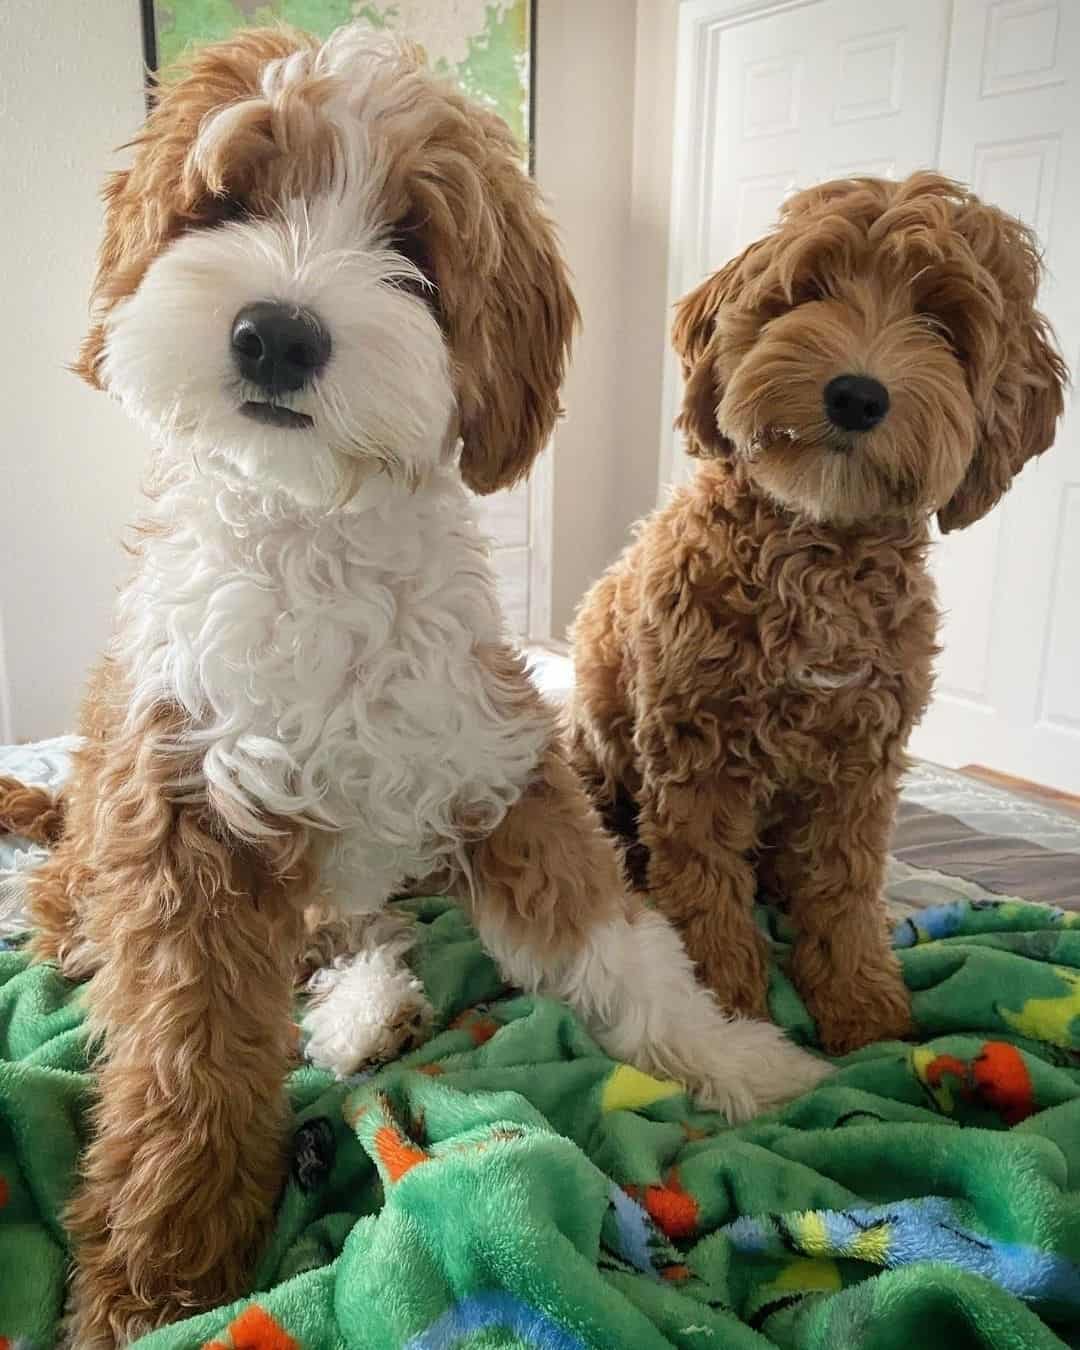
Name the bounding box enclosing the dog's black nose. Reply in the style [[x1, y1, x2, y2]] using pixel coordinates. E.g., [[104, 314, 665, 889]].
[[231, 302, 330, 394], [824, 374, 890, 433]]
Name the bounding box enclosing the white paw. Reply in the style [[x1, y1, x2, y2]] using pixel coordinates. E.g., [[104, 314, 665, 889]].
[[302, 950, 433, 1078], [568, 909, 832, 1125], [682, 1021, 833, 1123]]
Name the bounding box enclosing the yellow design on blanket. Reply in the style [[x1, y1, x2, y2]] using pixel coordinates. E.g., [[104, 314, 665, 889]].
[[1000, 966, 1080, 1048]]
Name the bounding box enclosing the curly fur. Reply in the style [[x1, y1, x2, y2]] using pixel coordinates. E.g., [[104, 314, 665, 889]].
[[570, 172, 1067, 1054], [1, 25, 825, 1346], [0, 778, 64, 845]]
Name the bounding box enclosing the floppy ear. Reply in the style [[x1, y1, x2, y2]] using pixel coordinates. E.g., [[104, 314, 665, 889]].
[[937, 207, 1068, 532], [75, 27, 314, 388], [396, 96, 579, 496], [671, 256, 745, 459]]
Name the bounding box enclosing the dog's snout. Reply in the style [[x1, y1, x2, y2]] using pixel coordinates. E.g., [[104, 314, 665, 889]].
[[824, 374, 890, 433], [231, 302, 330, 393]]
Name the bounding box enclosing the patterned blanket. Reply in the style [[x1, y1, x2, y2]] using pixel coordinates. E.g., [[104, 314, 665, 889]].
[[2, 894, 1079, 1349]]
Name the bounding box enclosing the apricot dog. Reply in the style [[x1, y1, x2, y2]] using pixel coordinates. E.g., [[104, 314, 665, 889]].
[[570, 173, 1066, 1055]]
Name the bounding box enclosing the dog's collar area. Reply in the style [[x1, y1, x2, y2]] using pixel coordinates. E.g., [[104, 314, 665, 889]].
[[792, 662, 872, 691], [239, 402, 315, 429]]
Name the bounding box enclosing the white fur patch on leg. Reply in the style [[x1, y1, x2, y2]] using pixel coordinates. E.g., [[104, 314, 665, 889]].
[[475, 905, 831, 1123], [0, 868, 32, 940], [0, 841, 48, 940], [302, 915, 433, 1077]]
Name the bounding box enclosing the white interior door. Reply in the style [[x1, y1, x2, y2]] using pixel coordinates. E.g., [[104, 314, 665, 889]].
[[663, 0, 1080, 791], [913, 0, 1080, 793]]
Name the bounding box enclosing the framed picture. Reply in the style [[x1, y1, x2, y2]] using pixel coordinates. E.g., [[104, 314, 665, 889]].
[[140, 1, 534, 156]]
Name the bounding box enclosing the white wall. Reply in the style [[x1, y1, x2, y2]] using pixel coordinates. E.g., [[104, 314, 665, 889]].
[[0, 1, 146, 740]]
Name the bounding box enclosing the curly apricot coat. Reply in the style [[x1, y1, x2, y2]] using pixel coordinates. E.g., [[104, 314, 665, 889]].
[[569, 173, 1067, 1053]]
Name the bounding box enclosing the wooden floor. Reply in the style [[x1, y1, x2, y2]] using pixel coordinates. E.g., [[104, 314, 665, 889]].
[[960, 765, 1080, 819]]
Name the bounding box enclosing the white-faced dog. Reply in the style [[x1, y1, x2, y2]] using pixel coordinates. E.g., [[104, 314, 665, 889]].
[[0, 25, 827, 1345]]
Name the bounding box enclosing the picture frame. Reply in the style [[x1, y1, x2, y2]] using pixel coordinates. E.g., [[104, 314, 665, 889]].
[[139, 1, 535, 161]]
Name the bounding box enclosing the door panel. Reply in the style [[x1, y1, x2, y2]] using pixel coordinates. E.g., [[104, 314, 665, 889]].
[[699, 0, 951, 270], [913, 0, 1080, 788]]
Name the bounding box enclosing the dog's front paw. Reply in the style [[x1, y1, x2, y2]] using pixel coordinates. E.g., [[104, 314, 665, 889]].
[[809, 976, 914, 1055], [685, 923, 773, 1022], [303, 949, 433, 1076], [698, 950, 771, 1021]]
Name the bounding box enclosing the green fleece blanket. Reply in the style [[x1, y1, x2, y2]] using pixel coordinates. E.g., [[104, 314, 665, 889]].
[[3, 896, 1080, 1350]]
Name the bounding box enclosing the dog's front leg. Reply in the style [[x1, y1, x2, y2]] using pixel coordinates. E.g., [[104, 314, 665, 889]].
[[635, 763, 771, 1020], [465, 743, 829, 1123], [777, 775, 913, 1055], [66, 744, 310, 1347]]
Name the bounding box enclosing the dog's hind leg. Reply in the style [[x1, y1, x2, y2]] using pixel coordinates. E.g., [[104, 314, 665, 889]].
[[465, 744, 830, 1123], [566, 577, 638, 828], [18, 848, 102, 980], [0, 775, 65, 844], [566, 576, 648, 882], [0, 775, 92, 969]]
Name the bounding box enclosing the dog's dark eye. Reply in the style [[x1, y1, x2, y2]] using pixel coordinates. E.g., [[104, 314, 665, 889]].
[[386, 269, 432, 302], [389, 221, 431, 275], [387, 225, 440, 311], [211, 196, 247, 227], [917, 307, 962, 355], [792, 277, 826, 305]]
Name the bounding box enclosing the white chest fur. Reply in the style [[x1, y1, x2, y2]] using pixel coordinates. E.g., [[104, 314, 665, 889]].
[[116, 465, 550, 900]]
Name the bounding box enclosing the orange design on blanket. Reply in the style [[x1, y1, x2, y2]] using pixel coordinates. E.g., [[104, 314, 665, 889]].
[[625, 1167, 699, 1240], [375, 1124, 430, 1181], [451, 1008, 499, 1045], [916, 1040, 1035, 1125], [204, 1303, 298, 1350], [972, 1041, 1036, 1125]]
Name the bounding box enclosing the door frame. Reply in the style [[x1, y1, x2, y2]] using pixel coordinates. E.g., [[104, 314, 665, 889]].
[[526, 451, 554, 640], [658, 0, 823, 497]]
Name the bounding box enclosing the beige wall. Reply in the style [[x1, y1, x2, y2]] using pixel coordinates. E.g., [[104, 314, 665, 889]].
[[618, 0, 680, 540], [0, 2, 146, 740], [535, 0, 679, 639], [533, 0, 636, 637]]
